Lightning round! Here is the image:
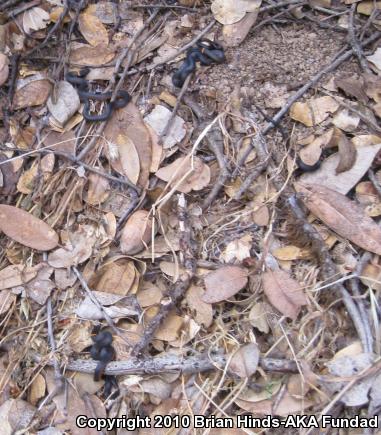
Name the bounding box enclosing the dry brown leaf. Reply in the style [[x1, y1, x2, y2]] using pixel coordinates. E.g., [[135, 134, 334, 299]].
[[120, 210, 153, 255], [186, 285, 213, 327], [13, 78, 52, 110], [109, 134, 140, 184], [78, 12, 108, 46], [222, 10, 260, 47], [43, 130, 76, 155], [0, 264, 39, 290], [85, 172, 110, 205], [0, 53, 9, 87], [69, 43, 116, 66], [360, 262, 381, 290], [17, 163, 38, 194], [272, 245, 311, 261], [222, 234, 252, 262], [290, 96, 339, 126], [202, 265, 248, 303], [23, 7, 50, 33], [91, 259, 136, 295], [357, 1, 381, 15], [235, 391, 313, 416], [228, 343, 259, 378], [262, 270, 307, 320], [248, 302, 269, 333], [335, 75, 368, 103], [0, 399, 36, 433], [104, 102, 151, 188], [0, 290, 16, 315], [336, 134, 357, 174], [155, 156, 211, 193], [296, 183, 381, 255], [154, 311, 183, 342], [28, 374, 45, 406], [367, 47, 381, 71], [137, 282, 162, 307], [48, 226, 94, 267], [0, 205, 58, 251]]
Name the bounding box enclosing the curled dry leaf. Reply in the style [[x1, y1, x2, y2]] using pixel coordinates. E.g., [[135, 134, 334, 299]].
[[335, 134, 357, 174], [28, 374, 46, 406], [202, 265, 248, 303], [78, 12, 108, 47], [47, 81, 81, 126], [262, 270, 307, 320], [23, 7, 50, 34], [120, 210, 153, 255], [0, 53, 9, 87], [228, 343, 259, 378], [249, 302, 269, 334], [290, 96, 339, 126], [295, 183, 381, 255], [48, 227, 95, 267], [0, 205, 58, 251], [155, 156, 211, 194]]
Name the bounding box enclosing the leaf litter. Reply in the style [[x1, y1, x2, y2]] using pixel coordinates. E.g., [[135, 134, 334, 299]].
[[0, 0, 381, 432]]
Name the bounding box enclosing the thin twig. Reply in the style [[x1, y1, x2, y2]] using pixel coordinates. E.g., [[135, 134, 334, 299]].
[[348, 4, 372, 73]]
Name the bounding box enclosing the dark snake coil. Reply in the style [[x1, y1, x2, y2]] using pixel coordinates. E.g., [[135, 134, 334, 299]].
[[65, 68, 131, 122], [172, 38, 225, 88]]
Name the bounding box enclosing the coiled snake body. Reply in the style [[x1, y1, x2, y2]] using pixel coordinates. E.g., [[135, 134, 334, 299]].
[[66, 68, 131, 122], [172, 39, 225, 87]]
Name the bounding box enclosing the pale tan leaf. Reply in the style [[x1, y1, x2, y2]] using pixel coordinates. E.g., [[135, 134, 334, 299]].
[[295, 183, 381, 255], [155, 155, 211, 194], [0, 290, 16, 314], [211, 0, 246, 24], [299, 142, 381, 194], [222, 234, 252, 262], [248, 302, 269, 333], [202, 265, 248, 303], [28, 374, 45, 406], [367, 47, 381, 71], [120, 210, 153, 255], [222, 10, 259, 47], [0, 205, 58, 251], [17, 164, 38, 194], [110, 134, 140, 184], [23, 7, 50, 33], [69, 43, 116, 66], [144, 105, 186, 149], [0, 264, 38, 290], [154, 312, 183, 342], [74, 372, 103, 395], [228, 343, 259, 378], [262, 270, 307, 320], [47, 81, 80, 127], [78, 12, 108, 46], [0, 53, 9, 87], [290, 96, 339, 126]]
